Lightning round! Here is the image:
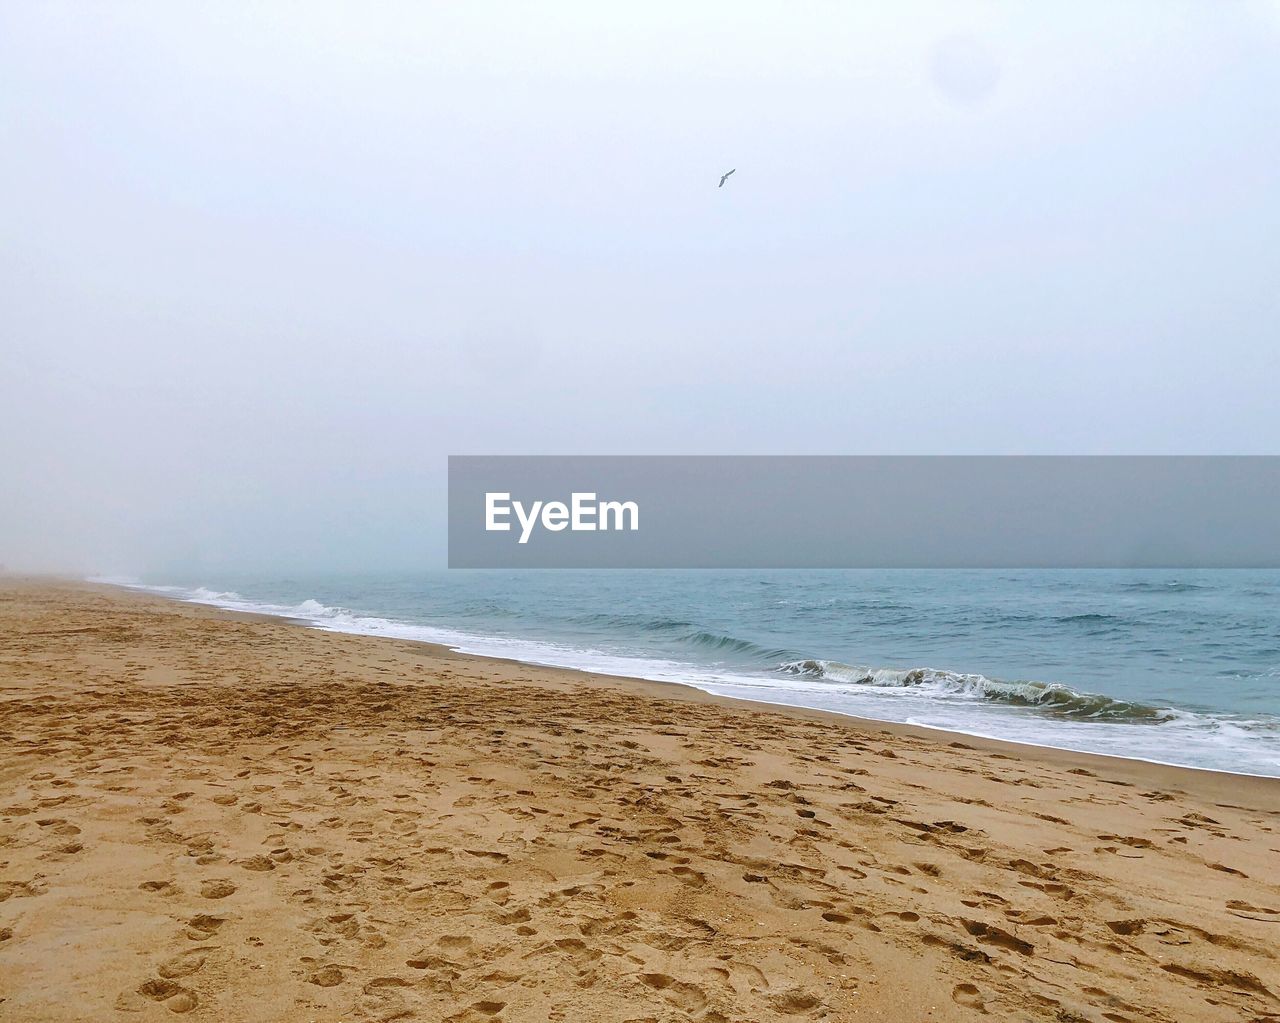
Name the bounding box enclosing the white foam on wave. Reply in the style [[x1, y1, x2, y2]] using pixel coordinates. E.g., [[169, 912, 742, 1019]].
[[778, 659, 1180, 723], [92, 578, 1280, 778]]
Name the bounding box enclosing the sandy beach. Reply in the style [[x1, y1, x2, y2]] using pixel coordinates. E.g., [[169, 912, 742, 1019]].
[[1, 580, 1277, 1023]]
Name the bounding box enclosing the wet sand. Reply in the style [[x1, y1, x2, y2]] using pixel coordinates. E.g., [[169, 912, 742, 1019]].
[[1, 579, 1278, 1022]]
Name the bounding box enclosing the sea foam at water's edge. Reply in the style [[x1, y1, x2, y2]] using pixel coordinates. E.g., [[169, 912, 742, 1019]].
[[89, 574, 1280, 778]]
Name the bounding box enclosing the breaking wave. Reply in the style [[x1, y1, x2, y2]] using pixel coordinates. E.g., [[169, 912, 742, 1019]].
[[778, 659, 1176, 722]]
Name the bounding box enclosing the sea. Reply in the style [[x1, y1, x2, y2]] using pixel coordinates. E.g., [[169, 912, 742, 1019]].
[[94, 570, 1280, 778]]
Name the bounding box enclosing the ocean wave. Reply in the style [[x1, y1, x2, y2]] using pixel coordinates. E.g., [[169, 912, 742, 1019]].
[[1117, 581, 1208, 594], [293, 598, 337, 617], [188, 587, 247, 604], [674, 629, 795, 662], [777, 659, 1175, 723], [569, 613, 797, 663]]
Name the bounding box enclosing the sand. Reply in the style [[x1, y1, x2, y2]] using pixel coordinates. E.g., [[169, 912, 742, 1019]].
[[1, 580, 1278, 1023]]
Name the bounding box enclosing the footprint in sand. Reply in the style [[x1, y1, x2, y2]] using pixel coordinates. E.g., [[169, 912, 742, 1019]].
[[158, 947, 213, 978], [308, 964, 344, 987], [959, 919, 1034, 955], [200, 879, 237, 899], [952, 982, 986, 1012], [639, 973, 708, 1013], [185, 914, 226, 939], [137, 978, 199, 1013], [36, 818, 81, 837], [668, 865, 706, 886], [766, 987, 825, 1015], [356, 976, 414, 1019]]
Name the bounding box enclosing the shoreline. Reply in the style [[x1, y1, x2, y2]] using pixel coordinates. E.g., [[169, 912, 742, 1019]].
[[91, 577, 1280, 794], [3, 578, 1279, 1022]]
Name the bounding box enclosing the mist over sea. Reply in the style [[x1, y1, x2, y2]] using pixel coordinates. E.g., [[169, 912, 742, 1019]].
[[99, 570, 1280, 777]]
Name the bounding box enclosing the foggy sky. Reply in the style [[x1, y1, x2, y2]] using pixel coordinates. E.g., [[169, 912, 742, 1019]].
[[3, 3, 1279, 574]]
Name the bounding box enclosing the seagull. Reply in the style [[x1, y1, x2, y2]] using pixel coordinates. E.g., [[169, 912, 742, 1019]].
[[718, 168, 736, 188]]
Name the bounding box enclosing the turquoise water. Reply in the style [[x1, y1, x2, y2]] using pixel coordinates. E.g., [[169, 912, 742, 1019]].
[[101, 570, 1280, 777]]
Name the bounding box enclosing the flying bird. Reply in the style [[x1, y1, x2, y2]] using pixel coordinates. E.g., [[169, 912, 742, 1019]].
[[718, 169, 736, 188]]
